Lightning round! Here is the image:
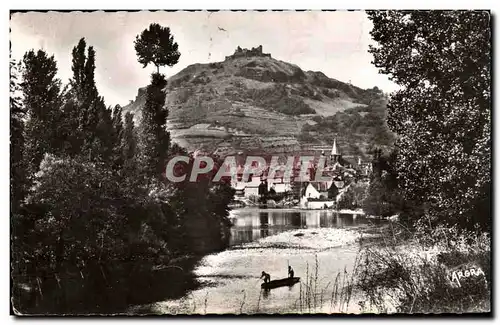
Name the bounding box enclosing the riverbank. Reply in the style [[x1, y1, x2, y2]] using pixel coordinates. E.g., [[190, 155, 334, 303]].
[[356, 223, 491, 313], [229, 207, 366, 214], [136, 213, 383, 314], [130, 215, 490, 315]]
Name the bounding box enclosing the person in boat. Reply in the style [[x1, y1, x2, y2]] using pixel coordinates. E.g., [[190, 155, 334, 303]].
[[288, 265, 294, 278], [260, 271, 271, 283]]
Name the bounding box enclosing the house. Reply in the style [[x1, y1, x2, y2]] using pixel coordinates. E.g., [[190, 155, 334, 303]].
[[357, 156, 373, 177], [299, 182, 336, 209], [266, 168, 292, 193], [303, 183, 322, 199], [232, 174, 262, 198], [231, 161, 295, 198], [230, 164, 263, 198]]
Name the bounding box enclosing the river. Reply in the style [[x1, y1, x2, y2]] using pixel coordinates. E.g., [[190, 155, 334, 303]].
[[140, 208, 386, 314]]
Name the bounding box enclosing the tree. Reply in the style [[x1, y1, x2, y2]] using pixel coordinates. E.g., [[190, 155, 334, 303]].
[[20, 49, 62, 177], [140, 73, 170, 180], [368, 11, 491, 229], [327, 182, 339, 200], [10, 57, 26, 212], [71, 38, 98, 104], [134, 23, 181, 74], [363, 150, 404, 218], [111, 105, 124, 170], [122, 112, 137, 168], [19, 154, 171, 313], [69, 38, 115, 163], [337, 182, 368, 210]]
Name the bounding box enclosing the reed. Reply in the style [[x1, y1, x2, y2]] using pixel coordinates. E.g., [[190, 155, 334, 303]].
[[239, 290, 246, 314], [291, 254, 360, 314], [356, 222, 491, 313], [145, 221, 489, 315]]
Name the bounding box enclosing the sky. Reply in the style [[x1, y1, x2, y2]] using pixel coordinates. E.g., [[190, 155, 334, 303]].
[[10, 11, 399, 107]]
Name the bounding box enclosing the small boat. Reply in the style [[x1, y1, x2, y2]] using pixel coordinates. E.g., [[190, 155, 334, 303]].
[[261, 277, 300, 289]]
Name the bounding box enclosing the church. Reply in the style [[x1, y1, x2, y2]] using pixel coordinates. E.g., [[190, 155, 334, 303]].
[[299, 139, 359, 209]]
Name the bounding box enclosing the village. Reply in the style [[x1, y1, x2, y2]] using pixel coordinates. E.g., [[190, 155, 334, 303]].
[[230, 139, 373, 210]]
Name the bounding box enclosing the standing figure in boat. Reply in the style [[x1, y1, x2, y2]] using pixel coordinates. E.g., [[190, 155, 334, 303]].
[[260, 271, 271, 283], [288, 265, 294, 278]]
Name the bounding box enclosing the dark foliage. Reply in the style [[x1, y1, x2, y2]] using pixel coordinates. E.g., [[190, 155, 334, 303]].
[[20, 50, 62, 178], [134, 23, 181, 73], [310, 97, 395, 151], [337, 182, 367, 210], [368, 11, 491, 230], [140, 73, 170, 180], [362, 149, 405, 218], [12, 35, 234, 314], [248, 85, 316, 115], [10, 58, 26, 213]]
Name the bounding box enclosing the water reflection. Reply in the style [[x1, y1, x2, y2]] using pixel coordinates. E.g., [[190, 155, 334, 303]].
[[229, 209, 374, 246]]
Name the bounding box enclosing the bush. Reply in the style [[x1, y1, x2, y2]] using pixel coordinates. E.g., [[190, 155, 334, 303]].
[[247, 85, 316, 116], [12, 154, 175, 313], [337, 182, 368, 210], [363, 176, 403, 218], [169, 74, 191, 88], [209, 62, 223, 69], [298, 130, 319, 143], [12, 151, 235, 314], [357, 223, 491, 313]]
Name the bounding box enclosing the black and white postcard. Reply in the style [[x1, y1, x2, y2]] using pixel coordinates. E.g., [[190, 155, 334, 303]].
[[9, 9, 492, 315]]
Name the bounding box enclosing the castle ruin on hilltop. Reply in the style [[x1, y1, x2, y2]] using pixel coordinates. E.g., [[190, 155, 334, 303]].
[[225, 45, 272, 60]]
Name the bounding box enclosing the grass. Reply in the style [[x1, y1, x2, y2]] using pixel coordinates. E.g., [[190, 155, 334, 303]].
[[356, 221, 491, 313], [293, 255, 359, 313]]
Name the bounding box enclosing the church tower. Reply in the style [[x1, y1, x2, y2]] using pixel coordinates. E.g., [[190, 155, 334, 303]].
[[331, 139, 341, 163]]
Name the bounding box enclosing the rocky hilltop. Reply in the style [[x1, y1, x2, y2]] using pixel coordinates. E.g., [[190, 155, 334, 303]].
[[123, 46, 393, 160]]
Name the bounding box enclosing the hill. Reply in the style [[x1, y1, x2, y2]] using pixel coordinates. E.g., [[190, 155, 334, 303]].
[[123, 45, 395, 162]]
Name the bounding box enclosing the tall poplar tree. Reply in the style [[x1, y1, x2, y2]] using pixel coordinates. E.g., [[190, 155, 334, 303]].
[[111, 104, 124, 170], [21, 49, 62, 177], [69, 38, 115, 163], [140, 73, 170, 179], [122, 112, 137, 168], [135, 24, 180, 180]]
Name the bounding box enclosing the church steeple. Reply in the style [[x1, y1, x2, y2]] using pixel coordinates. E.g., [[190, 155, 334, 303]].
[[331, 139, 341, 164], [331, 139, 339, 156]]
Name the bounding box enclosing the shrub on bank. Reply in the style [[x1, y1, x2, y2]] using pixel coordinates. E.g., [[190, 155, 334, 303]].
[[337, 182, 368, 210], [357, 222, 490, 313]]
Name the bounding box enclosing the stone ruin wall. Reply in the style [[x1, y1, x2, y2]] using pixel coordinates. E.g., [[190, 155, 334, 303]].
[[225, 45, 272, 60]]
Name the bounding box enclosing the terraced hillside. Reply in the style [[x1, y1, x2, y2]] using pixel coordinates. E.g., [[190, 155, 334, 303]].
[[123, 46, 394, 161]]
